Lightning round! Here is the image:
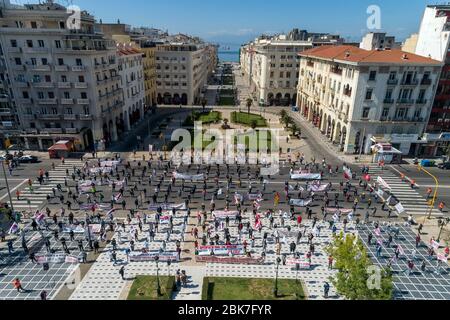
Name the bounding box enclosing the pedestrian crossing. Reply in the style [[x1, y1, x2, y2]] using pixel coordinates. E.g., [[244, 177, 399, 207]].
[[367, 165, 443, 217], [11, 160, 84, 213]]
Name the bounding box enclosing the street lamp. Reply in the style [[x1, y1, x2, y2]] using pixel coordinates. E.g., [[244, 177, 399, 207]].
[[0, 160, 14, 213], [155, 255, 162, 297], [437, 217, 450, 242], [167, 260, 171, 277], [418, 165, 439, 220], [273, 257, 281, 298], [86, 217, 93, 250]]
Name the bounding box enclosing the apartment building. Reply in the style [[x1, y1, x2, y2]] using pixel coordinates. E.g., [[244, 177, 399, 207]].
[[297, 45, 442, 155], [0, 0, 123, 151], [155, 41, 216, 105], [360, 32, 399, 51], [240, 32, 342, 107], [117, 44, 145, 132]]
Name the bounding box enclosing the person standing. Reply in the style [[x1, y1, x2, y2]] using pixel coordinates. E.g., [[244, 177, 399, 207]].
[[119, 266, 125, 280], [13, 278, 25, 293], [323, 282, 330, 298]]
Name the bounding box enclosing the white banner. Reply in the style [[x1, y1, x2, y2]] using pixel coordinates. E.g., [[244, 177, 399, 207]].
[[289, 199, 313, 207], [395, 202, 405, 214], [173, 172, 204, 181], [197, 245, 244, 256], [148, 203, 187, 211], [377, 176, 391, 190], [290, 173, 322, 180], [307, 184, 329, 192], [100, 160, 119, 168], [212, 210, 239, 219]]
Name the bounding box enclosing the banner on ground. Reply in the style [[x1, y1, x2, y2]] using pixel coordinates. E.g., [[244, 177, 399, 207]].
[[63, 225, 85, 234], [431, 240, 441, 250], [100, 160, 120, 168], [437, 253, 448, 263], [197, 245, 245, 256], [278, 230, 300, 238], [307, 184, 329, 192], [35, 253, 80, 265], [129, 251, 179, 262], [325, 208, 354, 215], [290, 173, 322, 180], [195, 256, 264, 265], [89, 224, 102, 234], [286, 258, 311, 269], [289, 199, 313, 207], [173, 172, 204, 181], [395, 202, 405, 214], [212, 211, 239, 219], [247, 193, 263, 201], [90, 167, 113, 175], [377, 176, 391, 190], [148, 203, 187, 211]]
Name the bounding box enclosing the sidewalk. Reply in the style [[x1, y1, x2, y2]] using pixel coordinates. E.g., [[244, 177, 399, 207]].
[[171, 265, 206, 300]]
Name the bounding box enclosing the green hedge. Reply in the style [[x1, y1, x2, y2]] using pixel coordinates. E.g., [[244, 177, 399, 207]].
[[231, 112, 268, 127]]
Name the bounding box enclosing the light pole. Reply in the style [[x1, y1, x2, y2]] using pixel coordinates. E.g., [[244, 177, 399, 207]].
[[418, 165, 439, 220], [155, 255, 162, 297], [273, 257, 281, 297], [437, 217, 450, 242], [86, 217, 93, 250], [91, 118, 97, 159], [0, 160, 14, 213]]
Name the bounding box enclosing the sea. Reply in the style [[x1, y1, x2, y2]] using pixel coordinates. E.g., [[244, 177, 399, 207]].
[[217, 43, 240, 63]]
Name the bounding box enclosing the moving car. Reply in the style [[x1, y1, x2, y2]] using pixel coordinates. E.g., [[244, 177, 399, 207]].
[[17, 155, 39, 163], [438, 162, 450, 170]]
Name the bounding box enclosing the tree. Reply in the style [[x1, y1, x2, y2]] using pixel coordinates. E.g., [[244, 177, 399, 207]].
[[246, 98, 253, 115], [283, 116, 293, 129], [291, 123, 298, 136], [279, 109, 288, 120], [326, 233, 393, 300]]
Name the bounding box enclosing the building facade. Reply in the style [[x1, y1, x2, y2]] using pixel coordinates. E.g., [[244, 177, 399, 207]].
[[414, 5, 450, 136], [0, 0, 124, 151], [155, 42, 216, 105], [360, 32, 399, 51], [296, 45, 442, 155], [117, 44, 145, 134], [240, 32, 342, 107]]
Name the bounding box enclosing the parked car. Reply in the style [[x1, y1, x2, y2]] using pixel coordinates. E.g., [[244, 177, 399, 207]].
[[438, 162, 450, 170], [18, 155, 39, 163]]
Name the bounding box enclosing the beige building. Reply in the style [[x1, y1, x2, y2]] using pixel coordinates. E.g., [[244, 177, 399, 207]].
[[241, 32, 342, 106], [0, 0, 124, 151], [297, 45, 442, 155], [141, 43, 157, 108], [155, 42, 216, 105]]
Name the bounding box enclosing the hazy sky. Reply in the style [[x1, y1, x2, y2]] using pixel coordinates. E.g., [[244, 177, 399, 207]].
[[20, 0, 442, 44]]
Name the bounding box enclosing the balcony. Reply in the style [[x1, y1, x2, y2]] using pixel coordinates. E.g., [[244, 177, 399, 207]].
[[61, 99, 74, 105], [331, 66, 343, 75], [76, 99, 90, 105], [18, 98, 32, 104], [12, 65, 26, 71], [383, 98, 394, 104], [30, 64, 51, 72], [58, 82, 72, 89], [0, 95, 9, 103], [74, 82, 88, 89], [8, 47, 22, 53], [387, 79, 398, 85], [0, 108, 13, 115], [63, 114, 77, 120], [421, 78, 432, 85], [55, 65, 69, 72], [15, 81, 30, 88], [416, 99, 427, 105], [72, 66, 85, 72], [32, 82, 54, 88], [37, 98, 57, 105], [65, 128, 79, 134], [23, 47, 49, 54], [38, 114, 61, 120], [44, 128, 64, 134], [79, 114, 93, 121], [397, 98, 415, 104], [401, 79, 419, 86]]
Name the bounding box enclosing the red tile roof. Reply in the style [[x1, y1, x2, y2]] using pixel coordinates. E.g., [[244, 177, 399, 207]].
[[299, 45, 442, 65]]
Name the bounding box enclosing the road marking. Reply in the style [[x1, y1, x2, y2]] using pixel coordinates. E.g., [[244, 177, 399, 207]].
[[389, 165, 421, 187], [0, 179, 28, 202]]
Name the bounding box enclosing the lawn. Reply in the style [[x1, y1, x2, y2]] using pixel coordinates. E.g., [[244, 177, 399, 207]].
[[231, 112, 268, 127], [127, 275, 175, 300], [202, 277, 306, 300], [183, 111, 222, 126], [218, 96, 235, 106]]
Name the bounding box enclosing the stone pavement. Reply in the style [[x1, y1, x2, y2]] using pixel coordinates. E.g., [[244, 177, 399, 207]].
[[172, 265, 205, 300]]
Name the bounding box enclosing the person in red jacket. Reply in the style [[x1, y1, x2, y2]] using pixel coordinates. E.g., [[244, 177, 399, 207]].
[[12, 278, 25, 293], [297, 215, 303, 227]]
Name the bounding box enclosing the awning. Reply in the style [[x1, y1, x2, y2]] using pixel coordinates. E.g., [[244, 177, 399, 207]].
[[48, 140, 72, 151]]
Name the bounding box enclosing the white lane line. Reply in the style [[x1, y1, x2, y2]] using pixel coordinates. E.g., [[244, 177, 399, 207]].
[[0, 179, 28, 201]]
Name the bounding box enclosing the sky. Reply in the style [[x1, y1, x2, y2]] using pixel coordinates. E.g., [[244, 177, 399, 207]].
[[15, 0, 445, 45]]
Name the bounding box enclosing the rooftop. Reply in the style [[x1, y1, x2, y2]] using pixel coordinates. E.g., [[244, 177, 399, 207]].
[[299, 45, 442, 65]]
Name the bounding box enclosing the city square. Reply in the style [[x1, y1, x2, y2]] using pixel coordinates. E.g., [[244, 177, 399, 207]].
[[0, 0, 449, 305]]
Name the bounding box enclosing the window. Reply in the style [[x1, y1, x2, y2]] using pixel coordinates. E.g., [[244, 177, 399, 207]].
[[22, 91, 29, 99], [44, 75, 51, 82], [365, 88, 373, 100], [362, 107, 370, 118], [38, 40, 45, 48], [389, 71, 397, 80], [369, 70, 377, 81], [15, 58, 22, 65], [66, 107, 73, 114], [48, 92, 55, 99], [61, 75, 67, 82], [55, 40, 61, 49], [382, 108, 390, 118], [385, 89, 393, 100], [64, 92, 70, 99], [59, 21, 65, 29], [58, 58, 64, 66], [81, 92, 87, 99], [31, 58, 37, 65], [31, 21, 37, 29], [41, 58, 48, 65], [26, 40, 33, 48], [37, 92, 44, 99], [76, 59, 82, 66], [78, 75, 85, 83], [10, 40, 17, 47], [418, 89, 426, 102]]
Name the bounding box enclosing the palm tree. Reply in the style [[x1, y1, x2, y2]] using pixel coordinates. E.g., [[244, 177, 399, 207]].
[[246, 98, 253, 115]]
